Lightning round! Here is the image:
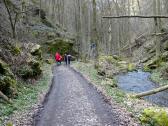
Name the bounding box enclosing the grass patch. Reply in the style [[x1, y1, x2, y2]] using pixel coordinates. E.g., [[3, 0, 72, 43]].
[[0, 63, 52, 125]]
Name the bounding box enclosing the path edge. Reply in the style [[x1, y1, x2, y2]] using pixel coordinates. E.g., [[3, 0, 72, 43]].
[[70, 66, 141, 126], [33, 65, 56, 126]]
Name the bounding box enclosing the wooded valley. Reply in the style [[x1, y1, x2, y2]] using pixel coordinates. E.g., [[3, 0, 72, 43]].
[[1, 0, 168, 126]]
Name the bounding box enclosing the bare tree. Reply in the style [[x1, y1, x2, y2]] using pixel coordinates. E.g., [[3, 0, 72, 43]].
[[3, 0, 20, 38]]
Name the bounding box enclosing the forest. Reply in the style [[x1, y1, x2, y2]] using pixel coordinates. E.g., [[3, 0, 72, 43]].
[[1, 0, 168, 126]]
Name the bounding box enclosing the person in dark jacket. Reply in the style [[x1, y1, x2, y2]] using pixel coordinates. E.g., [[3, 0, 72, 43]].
[[64, 53, 67, 65], [67, 53, 72, 65]]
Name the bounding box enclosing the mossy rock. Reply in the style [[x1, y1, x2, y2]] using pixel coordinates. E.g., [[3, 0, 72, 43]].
[[97, 55, 128, 76], [98, 55, 115, 64], [0, 59, 14, 78], [0, 59, 17, 97], [128, 63, 136, 72], [101, 78, 117, 88], [0, 76, 17, 97], [140, 107, 168, 126], [31, 44, 42, 60]]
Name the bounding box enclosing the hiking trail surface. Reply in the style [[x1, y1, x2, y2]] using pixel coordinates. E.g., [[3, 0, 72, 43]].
[[34, 65, 139, 126]]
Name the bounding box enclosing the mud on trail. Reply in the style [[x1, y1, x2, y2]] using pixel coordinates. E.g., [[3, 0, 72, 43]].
[[34, 65, 139, 126]]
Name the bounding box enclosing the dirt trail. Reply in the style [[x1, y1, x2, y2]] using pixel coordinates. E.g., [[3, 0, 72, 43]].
[[34, 65, 138, 126]]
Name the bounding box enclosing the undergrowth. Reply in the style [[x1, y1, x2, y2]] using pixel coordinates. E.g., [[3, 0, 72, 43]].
[[0, 63, 52, 125]]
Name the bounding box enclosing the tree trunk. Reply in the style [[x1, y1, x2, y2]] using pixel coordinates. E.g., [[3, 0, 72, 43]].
[[92, 0, 98, 67], [134, 85, 168, 98], [3, 0, 16, 38]]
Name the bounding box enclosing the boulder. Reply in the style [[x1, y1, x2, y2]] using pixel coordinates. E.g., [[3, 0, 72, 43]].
[[0, 59, 16, 97], [127, 63, 136, 72], [97, 55, 128, 78], [31, 44, 42, 59], [101, 78, 117, 88]]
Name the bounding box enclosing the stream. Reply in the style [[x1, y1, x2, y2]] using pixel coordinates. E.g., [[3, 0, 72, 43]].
[[117, 70, 168, 107]]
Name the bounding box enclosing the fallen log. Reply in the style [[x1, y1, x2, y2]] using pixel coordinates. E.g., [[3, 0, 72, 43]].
[[134, 85, 168, 98], [0, 91, 12, 104]]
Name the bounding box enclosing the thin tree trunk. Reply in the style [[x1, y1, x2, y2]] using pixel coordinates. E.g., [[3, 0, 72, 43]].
[[92, 0, 98, 67], [3, 0, 16, 38]]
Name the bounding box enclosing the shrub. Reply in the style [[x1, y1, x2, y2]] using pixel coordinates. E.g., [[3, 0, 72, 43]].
[[17, 65, 34, 79], [17, 60, 42, 79]]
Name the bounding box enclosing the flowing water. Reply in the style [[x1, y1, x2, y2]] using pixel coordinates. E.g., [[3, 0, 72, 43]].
[[117, 70, 168, 107]]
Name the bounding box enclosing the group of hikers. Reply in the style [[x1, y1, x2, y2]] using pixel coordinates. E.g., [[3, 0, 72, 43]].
[[55, 52, 72, 65]]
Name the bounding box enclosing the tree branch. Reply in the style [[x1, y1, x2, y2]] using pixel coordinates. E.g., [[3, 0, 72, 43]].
[[102, 15, 168, 19]]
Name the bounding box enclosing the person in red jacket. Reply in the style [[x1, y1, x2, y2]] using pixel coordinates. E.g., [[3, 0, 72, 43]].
[[55, 52, 62, 65]]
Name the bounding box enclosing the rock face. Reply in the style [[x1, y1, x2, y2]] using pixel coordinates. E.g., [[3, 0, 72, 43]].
[[0, 59, 16, 97]]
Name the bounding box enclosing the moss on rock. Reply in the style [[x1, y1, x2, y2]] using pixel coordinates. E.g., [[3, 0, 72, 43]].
[[97, 55, 130, 78], [128, 63, 136, 72], [140, 107, 168, 126], [31, 44, 42, 60], [0, 59, 16, 97]]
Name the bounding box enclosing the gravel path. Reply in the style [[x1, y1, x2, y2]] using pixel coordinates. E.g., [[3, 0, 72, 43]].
[[34, 65, 137, 126]]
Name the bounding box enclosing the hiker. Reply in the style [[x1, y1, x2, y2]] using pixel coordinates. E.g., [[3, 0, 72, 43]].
[[67, 53, 72, 65], [64, 53, 67, 65], [55, 52, 62, 65]]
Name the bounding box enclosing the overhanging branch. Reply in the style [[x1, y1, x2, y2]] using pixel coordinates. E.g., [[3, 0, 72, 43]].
[[102, 15, 168, 19]]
